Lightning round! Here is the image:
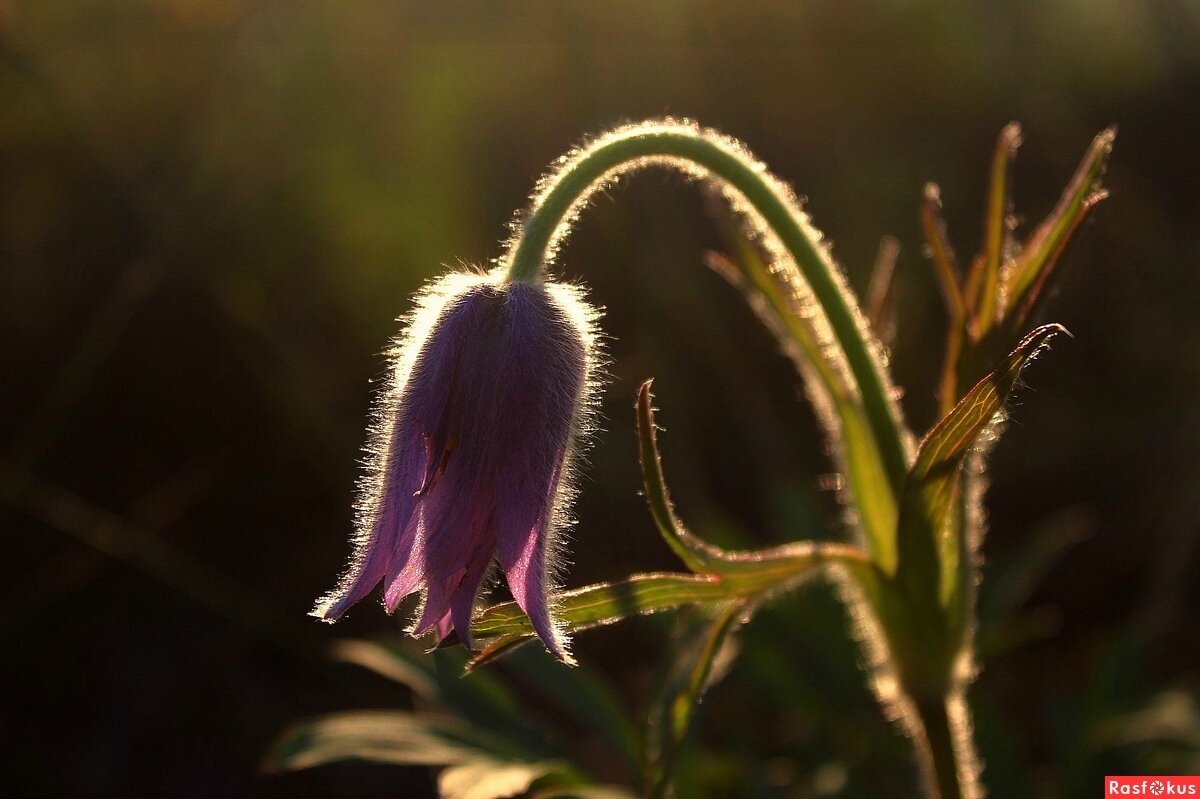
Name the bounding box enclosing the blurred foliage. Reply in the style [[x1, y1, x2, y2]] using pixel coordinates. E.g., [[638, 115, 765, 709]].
[[2, 1, 1199, 797]]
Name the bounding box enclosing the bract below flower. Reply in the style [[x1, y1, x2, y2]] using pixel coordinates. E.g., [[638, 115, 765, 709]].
[[312, 270, 600, 663]]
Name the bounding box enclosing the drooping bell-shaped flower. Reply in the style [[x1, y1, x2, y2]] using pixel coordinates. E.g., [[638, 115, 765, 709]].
[[311, 270, 600, 662]]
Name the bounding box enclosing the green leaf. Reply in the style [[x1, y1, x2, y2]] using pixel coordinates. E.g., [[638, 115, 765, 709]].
[[921, 183, 966, 324], [897, 324, 1066, 627], [972, 122, 1022, 338], [1003, 127, 1114, 327], [468, 540, 868, 668], [636, 380, 867, 577], [706, 209, 903, 572], [266, 710, 591, 798], [643, 602, 745, 798], [704, 217, 853, 410], [331, 637, 557, 756], [911, 324, 1065, 490], [534, 787, 641, 799], [978, 506, 1093, 623], [470, 390, 871, 666], [474, 574, 727, 639], [264, 710, 526, 772], [635, 379, 720, 573], [921, 182, 970, 417], [500, 646, 641, 775], [439, 758, 561, 799], [467, 574, 728, 669], [330, 638, 440, 700], [865, 234, 901, 347]]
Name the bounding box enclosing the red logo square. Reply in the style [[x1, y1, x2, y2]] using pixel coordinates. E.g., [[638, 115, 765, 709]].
[[1106, 776, 1200, 796]]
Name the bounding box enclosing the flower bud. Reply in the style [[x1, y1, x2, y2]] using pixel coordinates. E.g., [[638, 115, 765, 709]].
[[312, 271, 600, 662]]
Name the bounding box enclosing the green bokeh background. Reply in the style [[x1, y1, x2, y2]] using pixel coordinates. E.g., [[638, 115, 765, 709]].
[[2, 2, 1198, 796]]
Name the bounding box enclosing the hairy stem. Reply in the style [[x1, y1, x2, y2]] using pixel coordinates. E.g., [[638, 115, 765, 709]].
[[914, 694, 979, 799], [502, 121, 910, 496]]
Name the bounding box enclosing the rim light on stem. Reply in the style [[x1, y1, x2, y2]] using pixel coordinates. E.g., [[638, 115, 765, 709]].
[[500, 119, 913, 565]]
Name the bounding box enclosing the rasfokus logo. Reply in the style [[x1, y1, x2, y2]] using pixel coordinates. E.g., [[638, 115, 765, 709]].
[[1106, 776, 1200, 796]]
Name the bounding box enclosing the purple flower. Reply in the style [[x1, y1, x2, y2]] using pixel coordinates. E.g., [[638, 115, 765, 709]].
[[312, 271, 600, 663]]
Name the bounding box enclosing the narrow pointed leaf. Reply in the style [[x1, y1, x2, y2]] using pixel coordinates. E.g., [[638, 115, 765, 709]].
[[331, 636, 570, 760], [637, 379, 876, 576], [636, 379, 721, 573], [1004, 128, 1114, 326], [973, 122, 1022, 338], [898, 324, 1067, 611], [439, 758, 562, 799], [936, 323, 967, 420], [330, 639, 441, 699], [468, 635, 533, 671], [922, 182, 970, 415], [466, 574, 728, 668], [703, 221, 851, 406], [500, 646, 641, 774], [264, 711, 525, 772], [1012, 190, 1107, 329], [468, 541, 868, 668], [921, 183, 966, 323], [978, 506, 1093, 622], [865, 235, 901, 346], [535, 787, 641, 799], [963, 253, 986, 312], [644, 602, 745, 797], [473, 574, 727, 641], [913, 324, 1065, 483], [267, 712, 583, 799], [700, 205, 902, 566]]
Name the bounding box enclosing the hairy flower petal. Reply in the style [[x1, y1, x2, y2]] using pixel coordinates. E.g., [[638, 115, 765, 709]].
[[312, 270, 600, 663]]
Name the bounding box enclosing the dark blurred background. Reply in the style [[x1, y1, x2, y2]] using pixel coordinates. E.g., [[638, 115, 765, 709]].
[[2, 1, 1199, 797]]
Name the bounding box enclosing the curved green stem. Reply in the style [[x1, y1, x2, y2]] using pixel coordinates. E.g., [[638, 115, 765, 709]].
[[502, 121, 910, 499]]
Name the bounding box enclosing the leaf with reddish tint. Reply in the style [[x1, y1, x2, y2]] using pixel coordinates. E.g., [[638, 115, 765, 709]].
[[1003, 128, 1115, 327], [921, 183, 966, 324], [897, 324, 1067, 613], [921, 182, 969, 416], [865, 235, 901, 347], [971, 122, 1022, 338]]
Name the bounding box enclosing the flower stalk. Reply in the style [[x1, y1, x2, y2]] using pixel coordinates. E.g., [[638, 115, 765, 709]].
[[502, 121, 912, 504], [915, 695, 977, 799]]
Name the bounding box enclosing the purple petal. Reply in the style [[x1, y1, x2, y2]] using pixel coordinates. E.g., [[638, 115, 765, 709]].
[[434, 611, 455, 642], [498, 500, 566, 661], [413, 569, 462, 637], [311, 278, 495, 620], [312, 271, 601, 668], [382, 511, 424, 613], [493, 283, 588, 662], [448, 543, 495, 650], [380, 288, 501, 611]]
